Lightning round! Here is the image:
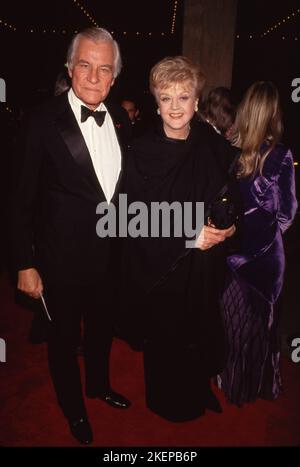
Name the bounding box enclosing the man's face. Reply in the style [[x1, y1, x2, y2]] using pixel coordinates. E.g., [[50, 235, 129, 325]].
[[122, 100, 138, 122], [68, 37, 115, 110]]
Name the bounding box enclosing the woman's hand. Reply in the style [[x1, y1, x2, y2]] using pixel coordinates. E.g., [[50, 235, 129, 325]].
[[223, 224, 236, 238], [195, 224, 236, 250]]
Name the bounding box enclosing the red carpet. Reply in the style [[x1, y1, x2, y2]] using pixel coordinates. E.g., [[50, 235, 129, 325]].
[[0, 273, 300, 447]]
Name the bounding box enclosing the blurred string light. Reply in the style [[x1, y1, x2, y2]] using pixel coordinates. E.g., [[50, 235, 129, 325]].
[[1, 8, 168, 36], [28, 28, 78, 33], [15, 28, 168, 36], [0, 0, 180, 39], [72, 0, 99, 27], [121, 31, 166, 36], [261, 8, 300, 37], [171, 0, 178, 34], [0, 18, 17, 31], [236, 34, 254, 39], [236, 33, 299, 40], [0, 104, 13, 114]]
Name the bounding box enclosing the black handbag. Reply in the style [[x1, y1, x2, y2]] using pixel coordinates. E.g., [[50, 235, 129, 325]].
[[205, 149, 240, 229], [206, 185, 237, 229]]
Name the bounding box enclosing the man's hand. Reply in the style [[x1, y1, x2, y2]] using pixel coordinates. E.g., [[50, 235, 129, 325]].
[[196, 224, 236, 250], [17, 268, 43, 299]]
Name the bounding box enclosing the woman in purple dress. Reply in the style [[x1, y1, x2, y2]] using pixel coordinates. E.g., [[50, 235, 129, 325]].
[[218, 81, 298, 405]]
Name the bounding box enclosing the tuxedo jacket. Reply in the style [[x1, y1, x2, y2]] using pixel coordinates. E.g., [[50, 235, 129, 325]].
[[12, 91, 132, 286]]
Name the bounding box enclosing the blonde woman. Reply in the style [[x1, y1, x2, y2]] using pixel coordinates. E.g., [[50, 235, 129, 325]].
[[120, 56, 238, 421], [218, 81, 298, 405]]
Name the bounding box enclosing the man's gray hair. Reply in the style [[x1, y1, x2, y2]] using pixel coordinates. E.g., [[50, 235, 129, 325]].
[[67, 27, 122, 78]]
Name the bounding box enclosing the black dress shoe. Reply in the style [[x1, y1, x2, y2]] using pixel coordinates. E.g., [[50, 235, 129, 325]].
[[69, 417, 93, 444], [87, 390, 131, 409]]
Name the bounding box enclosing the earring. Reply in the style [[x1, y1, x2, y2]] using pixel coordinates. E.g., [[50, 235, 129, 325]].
[[195, 101, 199, 112], [157, 108, 161, 115]]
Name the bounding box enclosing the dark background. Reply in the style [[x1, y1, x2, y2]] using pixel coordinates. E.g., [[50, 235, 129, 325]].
[[232, 0, 300, 161], [0, 1, 299, 149], [0, 0, 299, 147]]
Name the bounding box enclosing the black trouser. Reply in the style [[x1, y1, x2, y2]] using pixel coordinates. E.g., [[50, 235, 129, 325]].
[[44, 283, 113, 421]]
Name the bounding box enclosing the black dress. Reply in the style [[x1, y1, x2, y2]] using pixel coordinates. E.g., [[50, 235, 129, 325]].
[[119, 119, 237, 421]]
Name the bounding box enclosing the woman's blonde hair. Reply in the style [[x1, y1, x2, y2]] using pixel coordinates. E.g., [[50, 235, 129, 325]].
[[233, 81, 283, 178], [149, 56, 206, 98]]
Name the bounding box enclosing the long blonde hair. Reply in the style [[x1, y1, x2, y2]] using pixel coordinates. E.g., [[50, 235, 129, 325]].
[[233, 81, 283, 178]]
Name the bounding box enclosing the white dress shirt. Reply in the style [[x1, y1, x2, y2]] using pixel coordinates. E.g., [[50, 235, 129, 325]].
[[68, 88, 121, 203]]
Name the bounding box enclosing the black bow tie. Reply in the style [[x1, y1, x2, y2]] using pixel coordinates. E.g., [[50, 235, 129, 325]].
[[81, 106, 106, 126]]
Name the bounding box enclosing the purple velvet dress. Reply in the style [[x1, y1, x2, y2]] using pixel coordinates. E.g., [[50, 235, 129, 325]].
[[218, 143, 298, 405]]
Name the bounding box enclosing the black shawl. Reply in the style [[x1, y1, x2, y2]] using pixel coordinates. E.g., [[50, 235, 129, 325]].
[[119, 119, 237, 373]]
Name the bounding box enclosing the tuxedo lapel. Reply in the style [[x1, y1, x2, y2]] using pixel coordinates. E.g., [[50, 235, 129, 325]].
[[55, 97, 105, 199], [105, 100, 130, 153], [54, 94, 131, 204]]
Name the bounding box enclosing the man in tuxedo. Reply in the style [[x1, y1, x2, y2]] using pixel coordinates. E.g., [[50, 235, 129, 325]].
[[12, 27, 132, 444]]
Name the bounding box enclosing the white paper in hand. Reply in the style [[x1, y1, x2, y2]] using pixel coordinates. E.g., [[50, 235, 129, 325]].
[[40, 293, 52, 321]]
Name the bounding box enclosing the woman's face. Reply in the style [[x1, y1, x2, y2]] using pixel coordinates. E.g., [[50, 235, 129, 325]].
[[155, 81, 198, 139]]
